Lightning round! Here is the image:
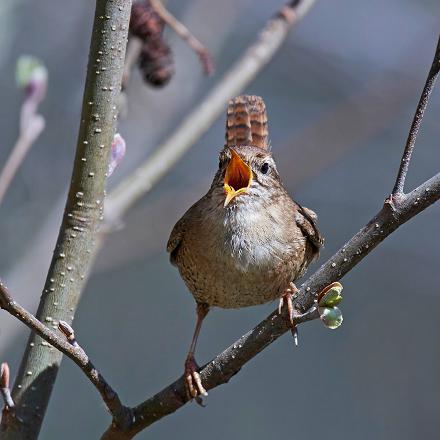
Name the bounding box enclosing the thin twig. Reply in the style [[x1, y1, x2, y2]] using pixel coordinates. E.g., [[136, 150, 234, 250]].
[[392, 35, 440, 196], [0, 127, 42, 205], [122, 36, 143, 91], [149, 0, 214, 75], [0, 282, 132, 430], [0, 70, 46, 206]]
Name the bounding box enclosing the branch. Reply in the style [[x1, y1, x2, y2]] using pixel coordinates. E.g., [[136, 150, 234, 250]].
[[121, 36, 143, 91], [0, 1, 132, 438], [392, 36, 440, 196], [0, 57, 47, 206], [0, 283, 131, 429], [99, 175, 440, 439], [149, 0, 214, 75]]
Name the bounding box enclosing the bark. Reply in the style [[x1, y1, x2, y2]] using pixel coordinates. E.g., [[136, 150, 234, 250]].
[[0, 1, 132, 438]]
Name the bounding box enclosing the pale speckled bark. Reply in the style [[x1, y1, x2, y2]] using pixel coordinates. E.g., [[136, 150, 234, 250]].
[[0, 1, 132, 438]]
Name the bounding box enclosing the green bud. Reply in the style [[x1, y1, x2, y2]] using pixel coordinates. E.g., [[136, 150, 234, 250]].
[[319, 306, 343, 329], [318, 282, 343, 307]]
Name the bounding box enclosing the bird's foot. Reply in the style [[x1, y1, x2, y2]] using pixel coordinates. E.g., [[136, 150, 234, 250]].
[[184, 355, 208, 404], [278, 284, 299, 346]]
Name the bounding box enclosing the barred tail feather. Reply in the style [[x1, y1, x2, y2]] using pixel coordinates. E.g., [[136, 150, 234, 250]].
[[226, 95, 269, 149]]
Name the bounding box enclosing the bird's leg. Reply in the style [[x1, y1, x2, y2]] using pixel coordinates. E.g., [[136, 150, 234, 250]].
[[184, 302, 210, 403], [278, 283, 299, 346]]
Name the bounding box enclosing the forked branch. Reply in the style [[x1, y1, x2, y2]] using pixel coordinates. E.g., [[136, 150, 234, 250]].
[[0, 282, 132, 430]]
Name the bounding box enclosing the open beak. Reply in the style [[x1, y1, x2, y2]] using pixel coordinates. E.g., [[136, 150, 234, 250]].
[[223, 149, 253, 207]]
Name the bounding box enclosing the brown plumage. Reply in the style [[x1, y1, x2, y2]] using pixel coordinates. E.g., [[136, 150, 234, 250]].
[[167, 95, 323, 400]]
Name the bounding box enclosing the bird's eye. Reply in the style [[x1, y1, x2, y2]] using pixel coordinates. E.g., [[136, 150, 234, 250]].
[[261, 162, 269, 174]]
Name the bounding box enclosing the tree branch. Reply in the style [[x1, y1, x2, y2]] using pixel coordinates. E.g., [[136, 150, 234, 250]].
[[149, 0, 214, 75], [121, 35, 143, 91], [392, 36, 440, 196], [0, 57, 47, 206], [0, 283, 131, 429], [0, 1, 132, 438]]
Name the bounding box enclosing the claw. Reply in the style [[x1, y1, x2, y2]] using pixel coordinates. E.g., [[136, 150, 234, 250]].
[[279, 283, 299, 346], [290, 325, 299, 346], [185, 356, 208, 403]]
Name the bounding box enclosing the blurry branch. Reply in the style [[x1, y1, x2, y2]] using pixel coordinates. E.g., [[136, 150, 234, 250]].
[[100, 36, 440, 439], [0, 56, 47, 206], [122, 36, 143, 90], [0, 282, 132, 430], [0, 1, 132, 439], [106, 0, 317, 225], [149, 0, 214, 75]]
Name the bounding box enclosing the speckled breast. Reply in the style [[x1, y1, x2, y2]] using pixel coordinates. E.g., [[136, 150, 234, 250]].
[[175, 224, 307, 309]]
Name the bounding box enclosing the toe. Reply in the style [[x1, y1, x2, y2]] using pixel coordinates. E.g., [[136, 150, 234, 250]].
[[193, 371, 208, 397], [184, 357, 208, 401], [185, 374, 196, 400], [278, 297, 284, 315]]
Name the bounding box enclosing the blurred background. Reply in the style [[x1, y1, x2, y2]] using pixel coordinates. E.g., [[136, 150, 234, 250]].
[[1, 0, 440, 438]]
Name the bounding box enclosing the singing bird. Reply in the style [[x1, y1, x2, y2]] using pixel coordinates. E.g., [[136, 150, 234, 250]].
[[167, 95, 323, 399]]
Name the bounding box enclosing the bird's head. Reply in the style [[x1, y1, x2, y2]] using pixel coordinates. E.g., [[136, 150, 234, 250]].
[[212, 145, 283, 207]]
